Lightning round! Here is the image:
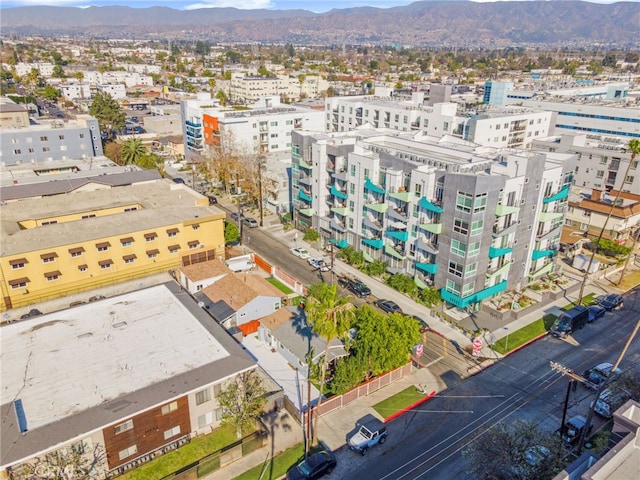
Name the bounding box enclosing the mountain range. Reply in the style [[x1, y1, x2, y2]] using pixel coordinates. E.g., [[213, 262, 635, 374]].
[[1, 1, 638, 47]]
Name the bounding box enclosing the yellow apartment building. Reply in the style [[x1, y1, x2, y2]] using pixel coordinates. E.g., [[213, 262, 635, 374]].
[[0, 180, 226, 311]]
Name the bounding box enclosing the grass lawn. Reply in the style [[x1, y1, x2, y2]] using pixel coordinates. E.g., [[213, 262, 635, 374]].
[[266, 277, 295, 295], [232, 444, 305, 480], [617, 268, 640, 291], [118, 425, 242, 480], [492, 315, 555, 355], [372, 386, 426, 418], [561, 292, 597, 310]]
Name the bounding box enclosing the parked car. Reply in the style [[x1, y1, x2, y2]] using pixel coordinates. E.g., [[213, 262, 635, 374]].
[[230, 212, 244, 221], [242, 217, 259, 228], [410, 315, 429, 332], [592, 387, 631, 419], [308, 257, 330, 272], [588, 305, 606, 323], [374, 299, 403, 314], [337, 275, 371, 298], [347, 414, 388, 455], [207, 195, 218, 205], [549, 305, 589, 338], [286, 450, 336, 480], [20, 308, 42, 319], [555, 414, 592, 446], [172, 177, 185, 184], [583, 362, 622, 390], [290, 247, 311, 259], [599, 293, 624, 311]]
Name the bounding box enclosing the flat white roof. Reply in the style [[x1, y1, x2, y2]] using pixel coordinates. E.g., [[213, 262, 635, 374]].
[[1, 284, 229, 432]]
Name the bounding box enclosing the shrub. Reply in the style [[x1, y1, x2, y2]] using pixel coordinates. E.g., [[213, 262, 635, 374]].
[[303, 229, 319, 242]]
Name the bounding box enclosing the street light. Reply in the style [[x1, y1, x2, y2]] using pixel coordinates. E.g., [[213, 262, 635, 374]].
[[503, 326, 509, 352], [257, 155, 266, 227]]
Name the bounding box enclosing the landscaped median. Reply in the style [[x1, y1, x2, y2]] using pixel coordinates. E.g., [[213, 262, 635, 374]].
[[373, 386, 437, 422]]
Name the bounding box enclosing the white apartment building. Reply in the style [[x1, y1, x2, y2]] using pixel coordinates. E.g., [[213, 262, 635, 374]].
[[292, 129, 575, 311], [117, 63, 161, 74], [59, 83, 92, 101], [13, 62, 54, 78], [229, 74, 329, 103], [78, 71, 153, 88], [325, 93, 553, 149], [532, 133, 640, 195], [97, 84, 127, 100]]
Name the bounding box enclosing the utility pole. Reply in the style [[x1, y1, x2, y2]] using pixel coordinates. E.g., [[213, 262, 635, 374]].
[[550, 361, 588, 440], [258, 155, 265, 227], [236, 171, 244, 246], [617, 226, 640, 286], [330, 243, 335, 286]]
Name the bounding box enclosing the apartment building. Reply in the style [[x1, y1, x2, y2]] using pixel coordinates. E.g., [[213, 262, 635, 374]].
[[532, 133, 640, 194], [325, 93, 553, 149], [292, 129, 575, 311], [0, 114, 103, 165], [97, 83, 127, 99], [0, 181, 226, 311], [181, 93, 324, 159], [13, 62, 54, 78], [229, 73, 329, 103], [0, 282, 272, 479], [483, 81, 514, 106], [0, 99, 30, 128], [59, 83, 92, 101]]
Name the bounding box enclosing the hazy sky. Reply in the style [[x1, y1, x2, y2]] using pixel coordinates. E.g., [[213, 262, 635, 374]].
[[0, 0, 632, 13]]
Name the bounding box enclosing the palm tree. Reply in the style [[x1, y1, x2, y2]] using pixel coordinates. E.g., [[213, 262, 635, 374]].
[[305, 283, 355, 446], [121, 137, 146, 166]]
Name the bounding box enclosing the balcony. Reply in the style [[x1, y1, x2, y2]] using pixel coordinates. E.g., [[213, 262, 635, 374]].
[[536, 223, 562, 241], [386, 230, 409, 242], [495, 204, 520, 217], [332, 169, 349, 182], [418, 196, 444, 214], [362, 238, 384, 249], [387, 206, 408, 222], [492, 221, 518, 238], [385, 243, 406, 260], [488, 246, 513, 259], [532, 249, 555, 261], [298, 176, 312, 187], [298, 190, 313, 203], [185, 120, 201, 128], [389, 191, 412, 202], [363, 216, 383, 231], [418, 222, 443, 235], [364, 178, 386, 195], [416, 237, 439, 255], [416, 262, 438, 274], [542, 185, 570, 204], [299, 208, 315, 217], [365, 202, 387, 214], [299, 158, 313, 170], [528, 261, 554, 279], [327, 162, 335, 173], [330, 184, 348, 200], [486, 261, 512, 279], [330, 218, 346, 233], [440, 280, 507, 309], [331, 206, 349, 216], [538, 211, 563, 222]]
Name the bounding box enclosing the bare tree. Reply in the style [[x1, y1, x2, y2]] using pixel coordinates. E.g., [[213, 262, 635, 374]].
[[8, 441, 106, 480]]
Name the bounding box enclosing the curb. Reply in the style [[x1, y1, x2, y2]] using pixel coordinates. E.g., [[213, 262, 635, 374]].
[[384, 390, 436, 423]]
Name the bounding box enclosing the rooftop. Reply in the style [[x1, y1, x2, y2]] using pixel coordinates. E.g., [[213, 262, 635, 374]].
[[1, 282, 256, 467]]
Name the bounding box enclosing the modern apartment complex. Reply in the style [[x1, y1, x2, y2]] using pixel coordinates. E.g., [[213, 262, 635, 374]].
[[229, 73, 329, 103], [0, 114, 103, 165], [180, 94, 324, 159], [0, 283, 276, 479], [324, 93, 553, 149], [532, 133, 640, 194], [0, 180, 226, 311], [292, 129, 576, 311]]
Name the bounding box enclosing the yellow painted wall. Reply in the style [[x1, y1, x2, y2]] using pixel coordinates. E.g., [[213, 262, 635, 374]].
[[1, 214, 225, 311]]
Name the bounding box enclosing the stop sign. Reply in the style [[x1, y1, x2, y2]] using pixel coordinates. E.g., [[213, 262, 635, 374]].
[[472, 338, 483, 357], [416, 344, 424, 357]]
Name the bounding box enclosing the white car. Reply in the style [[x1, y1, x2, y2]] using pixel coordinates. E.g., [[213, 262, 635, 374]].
[[308, 257, 331, 271], [290, 247, 310, 259]]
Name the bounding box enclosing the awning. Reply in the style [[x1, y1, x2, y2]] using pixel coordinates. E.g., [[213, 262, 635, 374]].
[[416, 262, 438, 274], [44, 270, 61, 278], [386, 230, 409, 242], [166, 228, 179, 235], [40, 252, 58, 259], [9, 258, 27, 266], [488, 246, 513, 259], [362, 238, 384, 249], [98, 260, 113, 267], [123, 254, 137, 261], [336, 239, 348, 249], [543, 185, 570, 204], [95, 242, 111, 249], [330, 185, 348, 200], [168, 244, 180, 251], [418, 197, 444, 214], [146, 249, 160, 256], [385, 243, 405, 260], [68, 247, 85, 254], [120, 237, 134, 244], [365, 178, 386, 195], [8, 277, 29, 286], [144, 232, 157, 239], [188, 240, 200, 247]]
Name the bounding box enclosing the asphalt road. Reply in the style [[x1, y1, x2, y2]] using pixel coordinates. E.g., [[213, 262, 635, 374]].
[[336, 288, 640, 480]]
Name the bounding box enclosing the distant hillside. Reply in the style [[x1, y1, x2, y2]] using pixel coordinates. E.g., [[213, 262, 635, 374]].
[[1, 1, 638, 46]]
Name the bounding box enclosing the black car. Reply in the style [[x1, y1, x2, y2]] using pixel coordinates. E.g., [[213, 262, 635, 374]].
[[207, 195, 218, 205], [337, 276, 371, 298], [374, 299, 403, 314], [599, 294, 623, 311], [172, 177, 185, 184], [411, 315, 429, 332], [20, 308, 42, 319], [286, 450, 336, 480]]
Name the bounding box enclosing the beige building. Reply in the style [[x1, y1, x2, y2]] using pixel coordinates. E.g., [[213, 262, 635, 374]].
[[0, 180, 226, 311], [0, 100, 30, 128]]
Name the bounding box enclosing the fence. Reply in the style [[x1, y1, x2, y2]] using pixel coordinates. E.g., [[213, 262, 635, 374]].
[[252, 253, 307, 296], [283, 363, 413, 425]]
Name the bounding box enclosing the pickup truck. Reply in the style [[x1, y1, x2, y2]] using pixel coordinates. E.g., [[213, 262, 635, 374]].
[[556, 415, 592, 446], [337, 275, 371, 298], [347, 414, 388, 455]]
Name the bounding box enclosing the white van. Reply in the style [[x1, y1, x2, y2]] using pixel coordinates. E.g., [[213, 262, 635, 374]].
[[592, 388, 629, 419], [225, 254, 255, 273]]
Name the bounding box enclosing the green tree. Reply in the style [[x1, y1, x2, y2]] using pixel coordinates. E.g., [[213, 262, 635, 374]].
[[217, 370, 266, 439], [305, 283, 355, 444], [89, 92, 125, 140], [418, 286, 441, 308], [224, 220, 239, 243], [121, 137, 147, 166], [51, 65, 66, 78], [40, 85, 60, 101], [365, 260, 387, 278], [331, 355, 368, 395], [353, 306, 419, 378], [387, 273, 417, 298]]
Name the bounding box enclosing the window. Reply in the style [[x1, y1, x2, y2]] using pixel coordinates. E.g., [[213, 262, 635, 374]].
[[44, 271, 60, 281], [40, 136, 48, 141], [451, 240, 466, 257], [168, 245, 180, 254], [115, 420, 134, 435], [13, 149, 21, 155], [474, 193, 487, 213], [349, 200, 354, 212], [270, 121, 278, 127], [466, 263, 477, 277], [470, 220, 484, 236], [453, 218, 469, 235], [96, 242, 110, 252], [456, 192, 473, 213], [41, 220, 57, 225], [10, 259, 26, 269], [350, 165, 356, 177], [146, 249, 159, 259], [163, 426, 181, 440], [192, 224, 200, 231], [42, 147, 50, 152], [468, 241, 481, 257], [448, 261, 463, 277], [41, 253, 57, 263], [9, 278, 28, 289], [364, 168, 370, 179], [58, 135, 65, 140], [195, 388, 211, 405], [167, 228, 179, 237], [79, 133, 84, 139], [78, 264, 88, 272], [144, 233, 157, 242], [188, 241, 199, 250], [596, 170, 605, 178], [462, 282, 475, 298], [198, 412, 214, 429], [625, 175, 634, 184], [123, 254, 136, 264], [349, 183, 355, 194], [99, 260, 113, 269], [120, 237, 133, 247], [161, 401, 178, 415], [445, 279, 461, 295], [118, 445, 137, 461]]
